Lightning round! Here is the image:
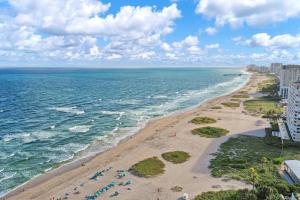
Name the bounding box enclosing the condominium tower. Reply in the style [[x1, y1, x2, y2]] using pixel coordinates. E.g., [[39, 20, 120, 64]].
[[279, 65, 300, 98], [270, 63, 282, 77], [287, 82, 300, 141]]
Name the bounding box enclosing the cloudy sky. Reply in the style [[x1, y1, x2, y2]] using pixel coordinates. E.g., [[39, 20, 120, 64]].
[[1, 0, 300, 68]]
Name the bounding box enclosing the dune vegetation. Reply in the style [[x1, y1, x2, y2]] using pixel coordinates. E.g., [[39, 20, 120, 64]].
[[162, 151, 190, 164], [191, 117, 217, 125], [130, 157, 165, 177], [192, 126, 229, 138], [221, 102, 240, 108]]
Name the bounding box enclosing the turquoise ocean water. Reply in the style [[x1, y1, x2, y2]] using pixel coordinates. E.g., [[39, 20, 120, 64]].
[[0, 68, 250, 195]]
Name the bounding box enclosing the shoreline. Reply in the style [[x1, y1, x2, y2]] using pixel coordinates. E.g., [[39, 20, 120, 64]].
[[4, 71, 264, 200]]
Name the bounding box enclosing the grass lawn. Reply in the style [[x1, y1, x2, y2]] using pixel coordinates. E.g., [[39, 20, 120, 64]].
[[191, 117, 217, 125], [221, 102, 240, 108], [244, 99, 283, 114], [192, 126, 229, 138], [162, 151, 190, 164], [231, 94, 250, 98], [211, 106, 222, 109], [130, 157, 165, 177], [208, 135, 300, 198]]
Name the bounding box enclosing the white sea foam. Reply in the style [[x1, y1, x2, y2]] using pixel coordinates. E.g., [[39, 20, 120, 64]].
[[2, 131, 58, 143], [149, 95, 169, 99], [49, 107, 85, 115], [0, 172, 16, 183], [100, 110, 125, 116], [68, 125, 91, 133], [53, 154, 75, 163], [44, 167, 53, 172], [112, 99, 142, 105], [0, 109, 3, 113]]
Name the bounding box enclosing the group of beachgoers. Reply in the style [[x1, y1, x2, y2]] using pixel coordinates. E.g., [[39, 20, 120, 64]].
[[85, 168, 133, 200], [49, 167, 133, 200]]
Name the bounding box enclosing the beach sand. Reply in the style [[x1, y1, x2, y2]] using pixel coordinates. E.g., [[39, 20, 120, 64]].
[[3, 72, 269, 200]]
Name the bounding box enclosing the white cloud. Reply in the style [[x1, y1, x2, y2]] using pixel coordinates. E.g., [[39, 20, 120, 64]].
[[236, 33, 300, 49], [196, 0, 300, 28], [205, 43, 219, 49], [165, 52, 178, 60], [161, 42, 172, 51], [0, 1, 182, 62], [187, 46, 203, 55], [10, 0, 180, 37], [130, 51, 156, 60], [172, 35, 199, 49], [160, 35, 204, 60], [205, 27, 217, 35]]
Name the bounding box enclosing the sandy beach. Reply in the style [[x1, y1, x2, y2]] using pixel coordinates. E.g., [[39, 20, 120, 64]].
[[3, 72, 269, 200]]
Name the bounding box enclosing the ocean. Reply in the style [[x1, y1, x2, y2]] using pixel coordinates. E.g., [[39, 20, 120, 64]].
[[0, 67, 250, 195]]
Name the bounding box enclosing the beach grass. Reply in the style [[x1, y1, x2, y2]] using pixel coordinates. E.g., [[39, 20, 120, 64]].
[[230, 98, 240, 102], [231, 94, 249, 99], [221, 102, 240, 108], [130, 157, 165, 177], [209, 135, 300, 198], [244, 99, 283, 114], [239, 91, 249, 94], [211, 106, 222, 109], [162, 151, 190, 164], [191, 117, 217, 125], [192, 126, 229, 138]]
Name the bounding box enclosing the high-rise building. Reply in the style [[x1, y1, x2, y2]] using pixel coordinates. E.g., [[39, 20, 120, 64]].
[[279, 65, 300, 98], [287, 82, 300, 141], [270, 63, 282, 77]]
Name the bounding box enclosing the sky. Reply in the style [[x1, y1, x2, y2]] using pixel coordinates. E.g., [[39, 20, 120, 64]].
[[1, 0, 300, 68]]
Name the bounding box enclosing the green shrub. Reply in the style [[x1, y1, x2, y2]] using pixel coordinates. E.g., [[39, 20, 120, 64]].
[[130, 157, 165, 177], [211, 106, 222, 109], [162, 151, 190, 164], [221, 102, 240, 108], [191, 117, 217, 125], [232, 94, 250, 98], [192, 126, 229, 138], [194, 189, 257, 200]]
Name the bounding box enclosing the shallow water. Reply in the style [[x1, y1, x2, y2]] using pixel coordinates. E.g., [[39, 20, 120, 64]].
[[0, 67, 249, 195]]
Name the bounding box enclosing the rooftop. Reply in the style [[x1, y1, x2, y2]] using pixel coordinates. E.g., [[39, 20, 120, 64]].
[[284, 160, 300, 180], [282, 65, 300, 70]]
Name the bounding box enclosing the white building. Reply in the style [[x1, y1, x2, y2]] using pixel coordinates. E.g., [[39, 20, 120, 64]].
[[284, 160, 300, 184], [279, 65, 300, 98], [287, 82, 300, 141], [270, 63, 282, 77]]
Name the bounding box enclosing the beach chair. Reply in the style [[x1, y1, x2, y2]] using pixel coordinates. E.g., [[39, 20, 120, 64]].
[[126, 180, 132, 185]]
